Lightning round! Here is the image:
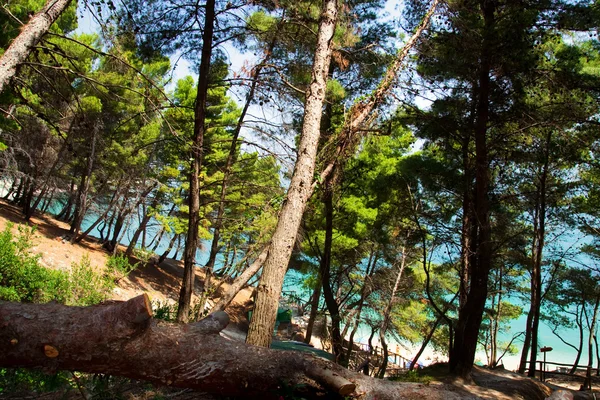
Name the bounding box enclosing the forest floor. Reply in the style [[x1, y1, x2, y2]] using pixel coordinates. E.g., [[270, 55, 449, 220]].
[[1, 199, 599, 399]]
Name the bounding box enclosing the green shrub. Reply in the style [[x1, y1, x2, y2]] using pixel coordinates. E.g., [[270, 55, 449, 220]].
[[68, 255, 114, 306], [0, 223, 116, 306], [0, 224, 68, 303], [0, 224, 134, 395], [106, 253, 138, 283], [152, 300, 177, 321], [389, 370, 433, 384], [0, 368, 70, 394]]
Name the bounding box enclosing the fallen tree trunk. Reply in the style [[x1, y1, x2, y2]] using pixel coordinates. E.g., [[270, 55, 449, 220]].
[[0, 295, 469, 399]]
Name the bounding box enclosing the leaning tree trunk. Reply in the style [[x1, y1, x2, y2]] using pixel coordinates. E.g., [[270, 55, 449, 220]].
[[126, 193, 160, 256], [246, 0, 339, 348], [74, 181, 122, 244], [177, 0, 216, 323], [210, 246, 268, 312], [320, 174, 345, 364], [0, 0, 73, 93], [410, 315, 442, 371], [304, 273, 322, 345], [526, 131, 551, 378], [159, 233, 180, 264]]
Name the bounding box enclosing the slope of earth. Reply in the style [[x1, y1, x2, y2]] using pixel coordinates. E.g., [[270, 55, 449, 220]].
[[0, 199, 254, 324]]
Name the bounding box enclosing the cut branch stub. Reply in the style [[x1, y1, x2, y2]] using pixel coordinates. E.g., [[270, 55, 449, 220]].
[[44, 344, 59, 358]]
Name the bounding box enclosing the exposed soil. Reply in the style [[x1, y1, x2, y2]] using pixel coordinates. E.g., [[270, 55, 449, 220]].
[[1, 199, 598, 399], [0, 199, 254, 325]]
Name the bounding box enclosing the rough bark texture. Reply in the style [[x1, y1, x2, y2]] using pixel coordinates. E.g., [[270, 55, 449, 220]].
[[0, 296, 475, 400], [0, 0, 73, 93], [177, 0, 216, 323], [449, 0, 494, 378], [319, 177, 345, 363], [70, 125, 98, 237], [245, 0, 339, 348]]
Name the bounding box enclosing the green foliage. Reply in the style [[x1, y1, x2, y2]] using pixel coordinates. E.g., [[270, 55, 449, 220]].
[[389, 370, 433, 384], [0, 224, 68, 303], [152, 300, 177, 322], [106, 253, 138, 283], [68, 255, 114, 306], [0, 223, 117, 306], [0, 368, 71, 394]]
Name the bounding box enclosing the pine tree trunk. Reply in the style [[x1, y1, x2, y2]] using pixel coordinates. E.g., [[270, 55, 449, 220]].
[[41, 185, 56, 213], [70, 126, 98, 236], [26, 140, 68, 220], [304, 277, 322, 344], [526, 131, 551, 378], [177, 0, 216, 323], [377, 245, 408, 377], [159, 233, 179, 264], [11, 177, 24, 204], [490, 265, 503, 367], [245, 0, 338, 348], [449, 0, 494, 379], [57, 179, 75, 221], [583, 295, 600, 389], [126, 193, 160, 256], [73, 184, 121, 244], [320, 177, 345, 364], [0, 0, 73, 93], [410, 316, 442, 371]]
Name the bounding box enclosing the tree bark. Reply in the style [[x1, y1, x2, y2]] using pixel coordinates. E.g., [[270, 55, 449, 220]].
[[245, 0, 339, 348], [0, 0, 73, 93], [319, 175, 346, 364], [126, 193, 160, 256], [583, 294, 600, 390], [304, 273, 323, 344], [210, 246, 268, 312], [177, 0, 216, 323], [57, 178, 75, 222], [410, 315, 442, 371], [73, 182, 122, 244], [377, 244, 408, 378], [70, 125, 98, 237], [449, 0, 494, 379], [315, 0, 439, 189], [159, 233, 179, 264], [0, 296, 477, 399]]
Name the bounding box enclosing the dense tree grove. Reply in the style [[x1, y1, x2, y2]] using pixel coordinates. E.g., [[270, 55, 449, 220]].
[[2, 0, 600, 388]]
